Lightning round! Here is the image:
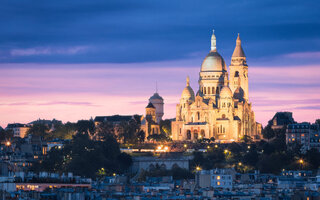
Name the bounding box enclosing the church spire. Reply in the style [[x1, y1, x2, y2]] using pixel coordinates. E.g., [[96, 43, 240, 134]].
[[232, 33, 245, 58], [211, 29, 216, 51], [186, 76, 190, 86]]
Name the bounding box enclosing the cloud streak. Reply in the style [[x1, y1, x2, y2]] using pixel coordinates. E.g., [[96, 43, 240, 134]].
[[10, 46, 91, 56]]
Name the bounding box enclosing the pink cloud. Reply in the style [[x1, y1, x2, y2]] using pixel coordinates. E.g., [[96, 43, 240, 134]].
[[0, 63, 319, 128]]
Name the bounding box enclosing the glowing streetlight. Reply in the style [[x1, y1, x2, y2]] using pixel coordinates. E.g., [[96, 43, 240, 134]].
[[5, 141, 11, 147], [164, 146, 169, 151], [238, 162, 242, 166], [196, 166, 202, 171], [157, 146, 162, 150], [113, 173, 116, 176], [299, 159, 304, 164], [207, 146, 210, 149], [247, 145, 251, 149], [184, 144, 187, 148], [214, 144, 218, 148], [224, 149, 229, 154]]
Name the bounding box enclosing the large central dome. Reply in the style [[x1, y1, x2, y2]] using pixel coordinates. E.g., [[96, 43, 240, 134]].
[[201, 50, 226, 71], [200, 30, 226, 72]]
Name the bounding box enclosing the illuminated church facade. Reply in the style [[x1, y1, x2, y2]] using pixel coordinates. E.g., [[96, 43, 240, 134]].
[[172, 30, 261, 142]]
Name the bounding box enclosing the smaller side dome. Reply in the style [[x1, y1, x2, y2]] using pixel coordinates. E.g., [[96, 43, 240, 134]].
[[220, 86, 232, 98], [181, 76, 195, 101]]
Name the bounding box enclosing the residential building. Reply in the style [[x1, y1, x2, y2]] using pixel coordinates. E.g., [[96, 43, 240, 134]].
[[286, 122, 320, 152]]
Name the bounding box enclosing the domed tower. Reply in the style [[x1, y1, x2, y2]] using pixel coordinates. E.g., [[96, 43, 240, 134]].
[[146, 102, 156, 122], [199, 30, 228, 102], [229, 34, 249, 101], [178, 76, 195, 122], [149, 92, 164, 123]]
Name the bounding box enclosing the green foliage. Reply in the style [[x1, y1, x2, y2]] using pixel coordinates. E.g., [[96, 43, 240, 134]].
[[160, 120, 171, 136], [47, 122, 77, 140], [27, 124, 49, 137], [262, 125, 275, 141], [119, 119, 144, 144], [147, 133, 170, 142], [0, 129, 13, 141], [31, 133, 132, 178], [76, 120, 95, 135]]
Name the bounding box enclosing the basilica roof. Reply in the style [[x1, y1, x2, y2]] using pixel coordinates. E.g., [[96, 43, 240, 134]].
[[149, 92, 163, 100], [181, 76, 195, 101], [232, 34, 246, 58], [200, 30, 226, 72], [220, 86, 233, 98], [201, 51, 226, 72]]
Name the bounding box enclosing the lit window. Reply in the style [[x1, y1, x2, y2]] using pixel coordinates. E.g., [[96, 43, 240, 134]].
[[217, 176, 221, 180], [217, 182, 220, 185]]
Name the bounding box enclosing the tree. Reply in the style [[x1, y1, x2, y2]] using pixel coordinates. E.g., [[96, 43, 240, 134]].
[[76, 120, 95, 135], [241, 135, 253, 144], [27, 124, 49, 138], [0, 129, 13, 141], [160, 120, 171, 136], [305, 148, 320, 169], [262, 125, 275, 141], [32, 132, 132, 178]]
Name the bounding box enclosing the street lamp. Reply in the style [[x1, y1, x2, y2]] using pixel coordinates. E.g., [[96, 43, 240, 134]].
[[238, 162, 242, 166], [5, 141, 11, 147], [196, 166, 202, 171]]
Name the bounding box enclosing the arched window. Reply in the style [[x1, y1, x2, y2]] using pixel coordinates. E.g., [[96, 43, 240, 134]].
[[187, 130, 191, 140], [197, 112, 200, 120], [218, 127, 220, 133], [204, 87, 206, 94], [212, 87, 215, 94], [222, 114, 226, 119], [152, 128, 155, 134], [223, 127, 225, 133], [235, 71, 239, 77], [201, 130, 205, 138], [194, 130, 198, 140], [208, 87, 210, 94], [223, 103, 226, 107]]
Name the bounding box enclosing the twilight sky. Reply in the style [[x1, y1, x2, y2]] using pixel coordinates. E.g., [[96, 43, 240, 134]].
[[0, 0, 320, 127]]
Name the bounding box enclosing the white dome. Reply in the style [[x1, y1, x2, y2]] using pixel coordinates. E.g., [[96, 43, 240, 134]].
[[220, 86, 233, 98], [181, 86, 195, 101], [201, 51, 226, 72], [181, 76, 195, 101]]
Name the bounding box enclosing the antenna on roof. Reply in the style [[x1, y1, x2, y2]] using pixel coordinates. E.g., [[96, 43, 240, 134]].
[[156, 81, 158, 93]]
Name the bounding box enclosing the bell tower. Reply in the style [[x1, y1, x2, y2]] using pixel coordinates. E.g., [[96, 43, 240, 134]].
[[229, 34, 249, 101]]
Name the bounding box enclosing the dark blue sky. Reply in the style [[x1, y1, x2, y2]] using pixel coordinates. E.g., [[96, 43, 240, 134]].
[[0, 0, 319, 65]]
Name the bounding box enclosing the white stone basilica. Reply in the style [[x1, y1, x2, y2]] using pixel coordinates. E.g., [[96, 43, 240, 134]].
[[171, 30, 261, 142]]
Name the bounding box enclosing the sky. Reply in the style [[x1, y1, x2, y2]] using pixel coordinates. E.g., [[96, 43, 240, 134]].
[[0, 0, 320, 127]]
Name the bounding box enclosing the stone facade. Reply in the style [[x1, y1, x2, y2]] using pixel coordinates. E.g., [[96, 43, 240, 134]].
[[172, 30, 261, 142], [141, 93, 164, 138]]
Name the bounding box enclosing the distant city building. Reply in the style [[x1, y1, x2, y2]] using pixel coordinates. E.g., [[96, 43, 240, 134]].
[[131, 154, 191, 174], [286, 122, 320, 152], [93, 115, 136, 126], [172, 30, 261, 142], [196, 169, 234, 189], [269, 112, 296, 130], [6, 123, 30, 138], [28, 118, 62, 127], [141, 92, 164, 138]]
